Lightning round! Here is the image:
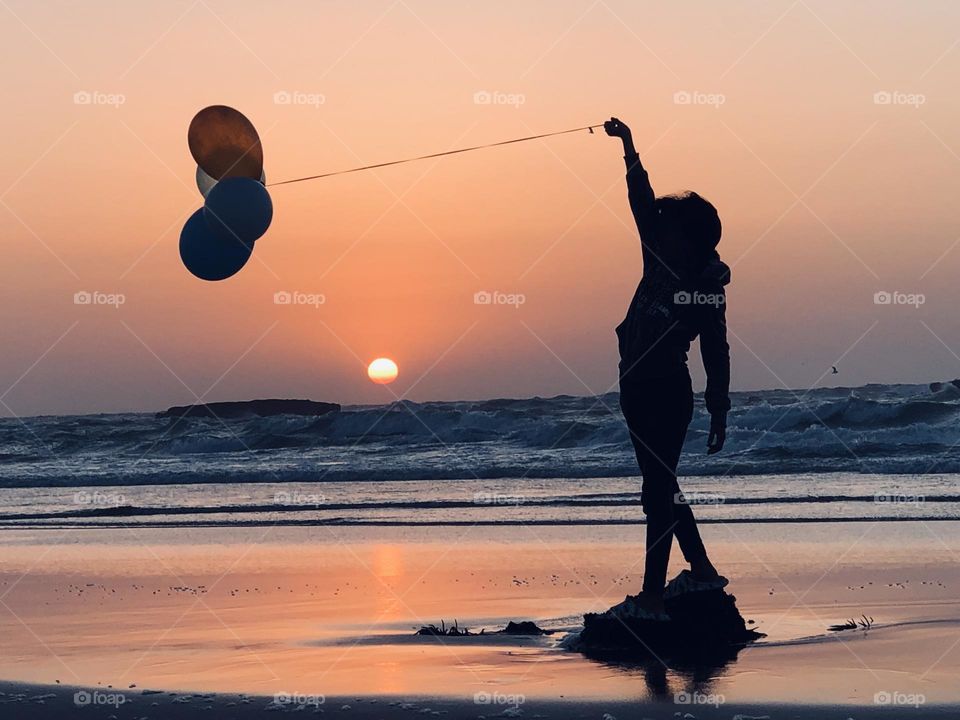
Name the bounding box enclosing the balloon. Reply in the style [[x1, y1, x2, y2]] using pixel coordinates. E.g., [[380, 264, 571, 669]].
[[196, 166, 266, 199], [179, 208, 253, 281], [203, 177, 273, 244], [196, 166, 217, 198], [188, 105, 264, 181]]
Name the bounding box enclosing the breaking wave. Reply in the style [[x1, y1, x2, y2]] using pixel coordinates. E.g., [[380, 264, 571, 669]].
[[1, 381, 959, 488]]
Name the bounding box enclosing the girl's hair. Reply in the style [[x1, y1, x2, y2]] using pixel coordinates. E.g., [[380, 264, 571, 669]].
[[655, 192, 722, 254]]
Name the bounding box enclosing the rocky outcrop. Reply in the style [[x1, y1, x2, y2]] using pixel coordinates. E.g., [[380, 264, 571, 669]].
[[568, 571, 763, 666], [157, 399, 340, 419]]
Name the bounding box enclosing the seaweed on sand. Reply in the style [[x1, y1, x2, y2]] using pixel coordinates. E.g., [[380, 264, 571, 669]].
[[828, 614, 873, 632], [415, 619, 475, 636], [414, 619, 551, 636]]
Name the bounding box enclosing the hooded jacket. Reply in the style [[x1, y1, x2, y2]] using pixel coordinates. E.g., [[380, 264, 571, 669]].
[[616, 153, 731, 417]]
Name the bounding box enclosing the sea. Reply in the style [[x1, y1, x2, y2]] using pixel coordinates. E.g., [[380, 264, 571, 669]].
[[1, 381, 958, 529]]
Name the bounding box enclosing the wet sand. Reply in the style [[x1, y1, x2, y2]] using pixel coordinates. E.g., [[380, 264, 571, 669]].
[[1, 522, 959, 715], [2, 682, 960, 720]]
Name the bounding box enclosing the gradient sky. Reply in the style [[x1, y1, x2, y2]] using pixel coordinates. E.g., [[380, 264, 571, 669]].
[[2, 0, 959, 416]]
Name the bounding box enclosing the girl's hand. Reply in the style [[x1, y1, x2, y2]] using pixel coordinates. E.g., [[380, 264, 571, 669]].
[[707, 413, 726, 454], [604, 117, 632, 139]]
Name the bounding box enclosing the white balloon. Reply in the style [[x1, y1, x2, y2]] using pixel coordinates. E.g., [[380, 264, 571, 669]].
[[196, 166, 266, 198], [196, 166, 217, 198]]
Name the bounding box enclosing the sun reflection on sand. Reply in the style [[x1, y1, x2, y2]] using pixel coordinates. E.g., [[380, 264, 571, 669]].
[[372, 544, 405, 622]]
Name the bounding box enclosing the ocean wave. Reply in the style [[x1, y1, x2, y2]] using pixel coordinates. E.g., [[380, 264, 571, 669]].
[[0, 381, 958, 486]]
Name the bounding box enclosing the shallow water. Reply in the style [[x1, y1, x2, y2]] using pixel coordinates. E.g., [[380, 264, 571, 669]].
[[0, 473, 957, 528]]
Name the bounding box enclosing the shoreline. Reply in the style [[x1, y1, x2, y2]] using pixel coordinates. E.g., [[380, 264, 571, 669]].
[[3, 473, 955, 531], [3, 515, 960, 529]]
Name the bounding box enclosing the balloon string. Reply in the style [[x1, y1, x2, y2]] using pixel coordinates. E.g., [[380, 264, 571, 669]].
[[267, 124, 602, 187]]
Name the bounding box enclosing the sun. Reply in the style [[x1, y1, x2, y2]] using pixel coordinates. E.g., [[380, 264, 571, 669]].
[[367, 357, 399, 385]]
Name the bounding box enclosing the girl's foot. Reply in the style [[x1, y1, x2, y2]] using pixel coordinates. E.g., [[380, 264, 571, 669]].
[[689, 559, 722, 583], [664, 568, 729, 600], [606, 590, 669, 621], [633, 591, 666, 617]]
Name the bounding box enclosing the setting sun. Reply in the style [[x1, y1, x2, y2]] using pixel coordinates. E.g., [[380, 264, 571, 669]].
[[367, 358, 399, 385]]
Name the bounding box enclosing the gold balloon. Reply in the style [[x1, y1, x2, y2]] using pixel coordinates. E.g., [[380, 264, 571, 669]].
[[188, 105, 264, 181]]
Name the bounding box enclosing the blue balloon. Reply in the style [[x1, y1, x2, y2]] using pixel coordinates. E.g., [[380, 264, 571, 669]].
[[179, 208, 253, 281], [203, 176, 273, 244]]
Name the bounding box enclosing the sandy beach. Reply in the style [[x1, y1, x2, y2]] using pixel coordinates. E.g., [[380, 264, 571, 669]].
[[2, 521, 959, 717]]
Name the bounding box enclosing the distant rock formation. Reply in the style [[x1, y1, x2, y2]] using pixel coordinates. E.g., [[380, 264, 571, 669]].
[[157, 399, 340, 419]]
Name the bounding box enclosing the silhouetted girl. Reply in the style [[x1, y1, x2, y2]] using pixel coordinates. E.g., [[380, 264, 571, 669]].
[[605, 116, 730, 618]]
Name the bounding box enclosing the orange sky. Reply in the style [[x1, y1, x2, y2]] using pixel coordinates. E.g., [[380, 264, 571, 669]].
[[2, 0, 959, 415]]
